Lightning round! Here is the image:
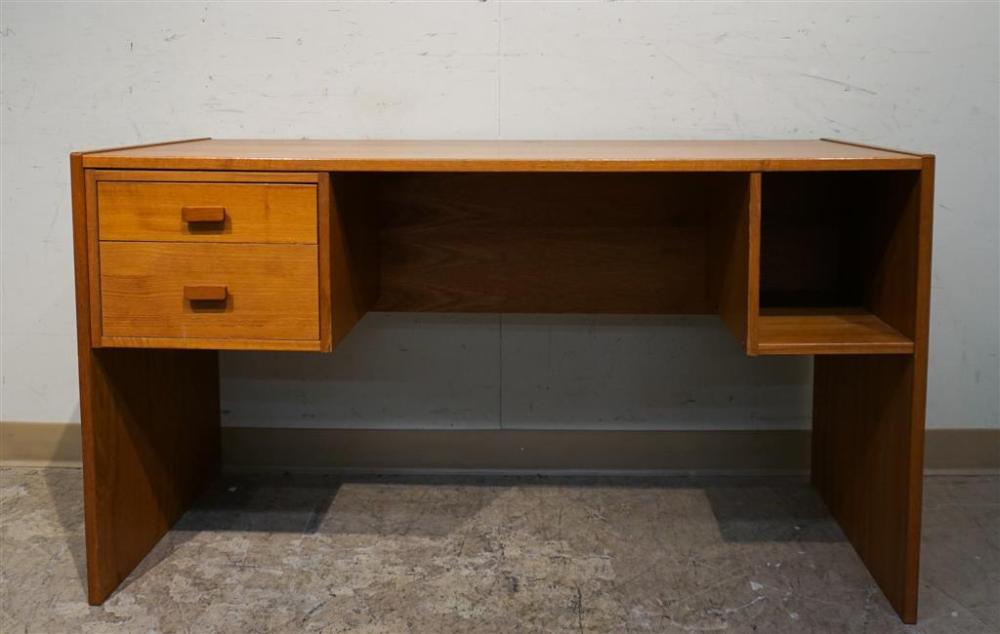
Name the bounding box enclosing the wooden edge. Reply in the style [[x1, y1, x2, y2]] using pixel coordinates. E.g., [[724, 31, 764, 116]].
[[98, 336, 325, 352], [89, 170, 323, 184], [77, 137, 926, 171], [820, 138, 931, 159], [899, 154, 935, 622], [84, 171, 102, 345], [746, 173, 761, 355], [69, 152, 103, 603], [80, 156, 925, 172], [76, 137, 212, 156], [317, 174, 333, 352], [754, 342, 915, 355]]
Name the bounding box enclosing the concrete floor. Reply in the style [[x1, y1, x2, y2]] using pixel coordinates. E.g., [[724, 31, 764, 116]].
[[0, 468, 997, 633]]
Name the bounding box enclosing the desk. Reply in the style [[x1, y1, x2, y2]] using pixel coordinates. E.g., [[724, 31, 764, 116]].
[[70, 139, 933, 622]]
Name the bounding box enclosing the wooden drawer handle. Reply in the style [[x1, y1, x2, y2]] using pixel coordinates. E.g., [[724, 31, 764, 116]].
[[184, 285, 228, 302], [181, 206, 226, 223]]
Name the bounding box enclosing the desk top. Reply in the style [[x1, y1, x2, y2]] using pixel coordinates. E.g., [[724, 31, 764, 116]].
[[81, 138, 926, 172]]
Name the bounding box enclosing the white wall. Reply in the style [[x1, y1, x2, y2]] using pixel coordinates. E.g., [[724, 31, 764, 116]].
[[2, 1, 997, 431]]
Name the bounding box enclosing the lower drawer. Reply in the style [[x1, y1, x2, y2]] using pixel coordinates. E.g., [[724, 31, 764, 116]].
[[99, 242, 319, 344]]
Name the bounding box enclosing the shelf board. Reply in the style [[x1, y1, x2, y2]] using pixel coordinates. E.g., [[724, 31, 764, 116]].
[[754, 309, 914, 356]]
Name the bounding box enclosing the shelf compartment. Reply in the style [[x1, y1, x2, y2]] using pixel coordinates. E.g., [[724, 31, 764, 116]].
[[754, 308, 913, 355], [744, 170, 922, 357]]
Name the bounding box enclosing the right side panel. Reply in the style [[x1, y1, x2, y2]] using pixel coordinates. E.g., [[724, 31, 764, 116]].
[[810, 158, 934, 623]]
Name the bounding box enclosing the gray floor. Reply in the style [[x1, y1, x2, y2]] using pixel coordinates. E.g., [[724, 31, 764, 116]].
[[0, 468, 997, 633]]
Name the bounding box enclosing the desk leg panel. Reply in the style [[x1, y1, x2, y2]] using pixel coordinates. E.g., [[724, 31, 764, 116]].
[[72, 154, 221, 604], [79, 347, 220, 604], [812, 354, 924, 623]]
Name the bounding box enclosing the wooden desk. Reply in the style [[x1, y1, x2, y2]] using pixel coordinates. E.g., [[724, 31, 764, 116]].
[[70, 138, 934, 622]]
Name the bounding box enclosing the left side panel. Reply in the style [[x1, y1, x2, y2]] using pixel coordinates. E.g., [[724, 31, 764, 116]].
[[71, 154, 221, 605]]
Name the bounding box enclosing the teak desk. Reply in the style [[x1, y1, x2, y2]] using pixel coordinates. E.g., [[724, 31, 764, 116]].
[[70, 139, 934, 622]]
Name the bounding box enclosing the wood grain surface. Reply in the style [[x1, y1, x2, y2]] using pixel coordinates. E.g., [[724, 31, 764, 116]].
[[72, 152, 221, 606], [756, 311, 913, 355], [100, 242, 320, 344], [710, 173, 760, 352], [97, 180, 318, 244], [81, 138, 925, 172], [327, 173, 380, 347], [373, 172, 744, 313], [810, 157, 934, 624]]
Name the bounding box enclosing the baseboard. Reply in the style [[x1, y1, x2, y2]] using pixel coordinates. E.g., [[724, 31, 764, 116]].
[[3, 421, 997, 474], [920, 428, 1000, 474], [0, 421, 83, 468], [221, 428, 813, 475]]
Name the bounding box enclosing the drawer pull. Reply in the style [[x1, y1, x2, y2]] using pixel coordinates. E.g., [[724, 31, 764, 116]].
[[184, 285, 228, 302], [181, 206, 226, 224]]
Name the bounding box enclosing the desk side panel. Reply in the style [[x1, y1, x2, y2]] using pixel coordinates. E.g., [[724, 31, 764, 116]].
[[327, 173, 380, 348], [72, 156, 221, 605], [710, 173, 759, 352], [811, 157, 933, 623]]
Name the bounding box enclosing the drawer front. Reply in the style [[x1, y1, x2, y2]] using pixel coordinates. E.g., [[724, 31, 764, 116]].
[[100, 242, 319, 341], [97, 181, 318, 243]]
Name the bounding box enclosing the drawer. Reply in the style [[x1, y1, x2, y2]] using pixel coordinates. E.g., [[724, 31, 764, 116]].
[[97, 181, 318, 243], [100, 242, 319, 342]]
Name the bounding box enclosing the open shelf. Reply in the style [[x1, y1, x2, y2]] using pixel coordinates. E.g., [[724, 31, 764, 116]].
[[756, 308, 913, 355], [749, 170, 921, 356]]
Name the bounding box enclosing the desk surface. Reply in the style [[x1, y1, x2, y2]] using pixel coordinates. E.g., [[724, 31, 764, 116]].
[[82, 138, 925, 172]]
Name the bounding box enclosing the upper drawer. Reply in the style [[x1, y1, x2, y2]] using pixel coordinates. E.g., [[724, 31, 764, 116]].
[[97, 180, 318, 243]]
